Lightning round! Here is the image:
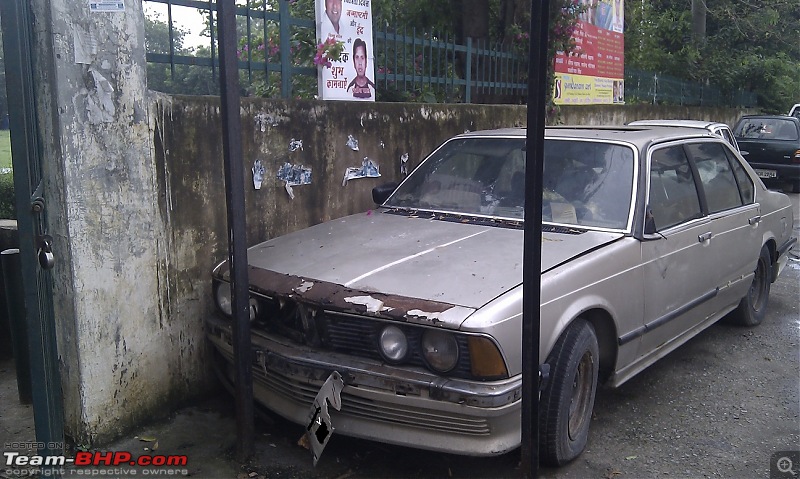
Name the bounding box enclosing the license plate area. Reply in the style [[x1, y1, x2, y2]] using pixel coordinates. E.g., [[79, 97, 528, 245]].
[[754, 169, 777, 179]]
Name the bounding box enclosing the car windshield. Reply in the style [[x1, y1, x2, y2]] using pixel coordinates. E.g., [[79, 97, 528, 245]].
[[384, 137, 636, 230], [735, 118, 799, 141]]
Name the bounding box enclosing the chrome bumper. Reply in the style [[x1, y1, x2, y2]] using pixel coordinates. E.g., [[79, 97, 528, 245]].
[[206, 316, 523, 456]]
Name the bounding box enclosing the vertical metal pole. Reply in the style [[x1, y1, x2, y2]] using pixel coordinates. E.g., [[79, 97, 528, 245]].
[[521, 0, 549, 477], [279, 1, 291, 98], [465, 37, 472, 103], [216, 0, 255, 461], [1, 0, 64, 466]]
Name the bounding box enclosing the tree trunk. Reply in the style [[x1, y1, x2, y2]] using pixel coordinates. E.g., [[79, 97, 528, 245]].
[[691, 0, 706, 44]]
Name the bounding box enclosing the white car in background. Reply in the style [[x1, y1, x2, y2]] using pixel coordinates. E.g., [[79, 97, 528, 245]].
[[628, 119, 740, 152], [789, 103, 800, 119]]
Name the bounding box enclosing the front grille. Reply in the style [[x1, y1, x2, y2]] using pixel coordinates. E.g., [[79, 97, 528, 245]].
[[252, 298, 474, 379]]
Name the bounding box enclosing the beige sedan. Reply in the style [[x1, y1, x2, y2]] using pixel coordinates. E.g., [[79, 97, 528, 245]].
[[207, 126, 796, 466]]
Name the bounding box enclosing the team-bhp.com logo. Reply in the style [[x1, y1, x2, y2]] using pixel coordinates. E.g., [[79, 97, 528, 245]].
[[4, 450, 188, 475]]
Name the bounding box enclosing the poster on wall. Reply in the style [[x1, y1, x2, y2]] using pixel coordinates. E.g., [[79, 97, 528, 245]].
[[553, 0, 624, 105], [316, 0, 375, 101]]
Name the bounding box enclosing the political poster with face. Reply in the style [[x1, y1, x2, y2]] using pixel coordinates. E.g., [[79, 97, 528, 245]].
[[316, 0, 375, 101]]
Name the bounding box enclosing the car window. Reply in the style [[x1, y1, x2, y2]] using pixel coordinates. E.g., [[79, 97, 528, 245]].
[[726, 149, 754, 204], [718, 128, 738, 149], [385, 137, 635, 230], [685, 142, 743, 213], [735, 118, 799, 140], [648, 145, 702, 231]]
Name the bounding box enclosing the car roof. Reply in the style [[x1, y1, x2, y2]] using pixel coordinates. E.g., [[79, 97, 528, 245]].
[[627, 119, 727, 129], [456, 126, 716, 148], [738, 114, 798, 120]]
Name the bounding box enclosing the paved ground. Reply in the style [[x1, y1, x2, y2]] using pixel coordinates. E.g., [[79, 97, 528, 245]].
[[1, 191, 798, 479]]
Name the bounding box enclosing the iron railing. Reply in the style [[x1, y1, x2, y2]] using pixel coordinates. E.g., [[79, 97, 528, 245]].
[[143, 0, 757, 107]]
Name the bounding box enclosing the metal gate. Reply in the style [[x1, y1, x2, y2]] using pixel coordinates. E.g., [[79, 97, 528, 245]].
[[0, 0, 64, 457]]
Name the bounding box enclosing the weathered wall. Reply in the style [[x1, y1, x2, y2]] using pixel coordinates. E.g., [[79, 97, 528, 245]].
[[30, 0, 207, 446], [558, 104, 756, 127]]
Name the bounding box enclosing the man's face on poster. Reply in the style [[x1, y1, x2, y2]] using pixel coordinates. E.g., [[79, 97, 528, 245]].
[[326, 0, 342, 26], [354, 45, 367, 78]]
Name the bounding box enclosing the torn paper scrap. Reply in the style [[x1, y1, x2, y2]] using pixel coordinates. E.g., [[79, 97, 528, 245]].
[[346, 134, 359, 151], [285, 181, 295, 200], [276, 162, 312, 186], [252, 159, 265, 190], [400, 153, 409, 176], [289, 139, 304, 152], [342, 157, 381, 186]]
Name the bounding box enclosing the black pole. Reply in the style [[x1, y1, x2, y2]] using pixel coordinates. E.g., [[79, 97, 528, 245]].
[[521, 0, 550, 477], [216, 0, 255, 460]]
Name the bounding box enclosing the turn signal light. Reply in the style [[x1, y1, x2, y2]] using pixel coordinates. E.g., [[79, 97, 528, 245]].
[[468, 336, 508, 378]]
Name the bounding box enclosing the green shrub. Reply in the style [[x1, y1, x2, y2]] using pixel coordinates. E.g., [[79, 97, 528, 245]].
[[0, 173, 16, 219]]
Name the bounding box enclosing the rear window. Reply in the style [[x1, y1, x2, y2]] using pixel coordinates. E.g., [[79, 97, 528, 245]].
[[735, 118, 799, 141]]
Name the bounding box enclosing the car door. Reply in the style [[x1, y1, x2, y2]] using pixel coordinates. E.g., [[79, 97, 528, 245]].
[[686, 141, 761, 309], [638, 143, 722, 359]]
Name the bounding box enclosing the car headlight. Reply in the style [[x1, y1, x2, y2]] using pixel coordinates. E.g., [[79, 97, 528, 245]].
[[378, 325, 409, 362], [421, 330, 459, 373], [215, 282, 232, 317]]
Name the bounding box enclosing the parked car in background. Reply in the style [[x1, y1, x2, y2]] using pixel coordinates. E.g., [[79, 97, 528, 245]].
[[733, 115, 800, 193], [206, 126, 796, 466], [627, 119, 740, 151], [789, 103, 799, 119]]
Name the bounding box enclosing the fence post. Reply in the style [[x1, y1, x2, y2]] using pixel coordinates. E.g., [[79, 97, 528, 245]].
[[465, 37, 472, 103], [279, 0, 291, 98]]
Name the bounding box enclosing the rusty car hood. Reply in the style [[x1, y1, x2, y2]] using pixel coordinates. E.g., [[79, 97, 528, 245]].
[[243, 210, 624, 314]]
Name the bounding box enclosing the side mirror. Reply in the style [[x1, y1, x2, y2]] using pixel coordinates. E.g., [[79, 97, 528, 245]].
[[372, 182, 398, 205]]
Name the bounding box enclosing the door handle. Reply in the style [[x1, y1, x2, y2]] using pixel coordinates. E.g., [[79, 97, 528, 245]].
[[698, 232, 713, 242], [748, 215, 762, 225]]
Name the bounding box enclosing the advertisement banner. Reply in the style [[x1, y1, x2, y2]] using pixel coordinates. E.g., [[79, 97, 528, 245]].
[[316, 0, 375, 101], [554, 0, 624, 105]]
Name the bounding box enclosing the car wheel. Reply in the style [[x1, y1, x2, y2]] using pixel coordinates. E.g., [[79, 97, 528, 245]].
[[539, 318, 599, 466], [727, 245, 772, 326]]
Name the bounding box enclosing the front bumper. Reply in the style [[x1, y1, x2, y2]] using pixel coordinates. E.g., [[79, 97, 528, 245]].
[[206, 316, 523, 456]]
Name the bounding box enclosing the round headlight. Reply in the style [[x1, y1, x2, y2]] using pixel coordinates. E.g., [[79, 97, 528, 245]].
[[378, 325, 409, 362], [421, 330, 459, 373], [215, 283, 232, 316]]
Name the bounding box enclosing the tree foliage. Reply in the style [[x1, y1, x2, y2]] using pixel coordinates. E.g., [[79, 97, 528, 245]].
[[145, 16, 218, 96], [625, 0, 799, 112]]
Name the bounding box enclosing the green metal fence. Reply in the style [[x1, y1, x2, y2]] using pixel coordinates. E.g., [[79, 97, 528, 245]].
[[624, 68, 757, 107], [144, 0, 756, 107], [144, 0, 528, 103]]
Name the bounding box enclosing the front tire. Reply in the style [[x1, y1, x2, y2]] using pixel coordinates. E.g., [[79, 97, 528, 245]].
[[727, 245, 772, 326], [539, 318, 599, 466]]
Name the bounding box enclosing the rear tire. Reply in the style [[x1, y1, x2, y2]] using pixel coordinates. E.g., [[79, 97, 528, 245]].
[[539, 318, 599, 466], [727, 245, 771, 326]]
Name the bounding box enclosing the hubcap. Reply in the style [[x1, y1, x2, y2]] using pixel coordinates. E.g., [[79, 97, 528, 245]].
[[748, 256, 768, 312], [568, 351, 594, 440]]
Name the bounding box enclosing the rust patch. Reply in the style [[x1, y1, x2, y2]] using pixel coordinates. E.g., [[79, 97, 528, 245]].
[[217, 265, 457, 323]]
